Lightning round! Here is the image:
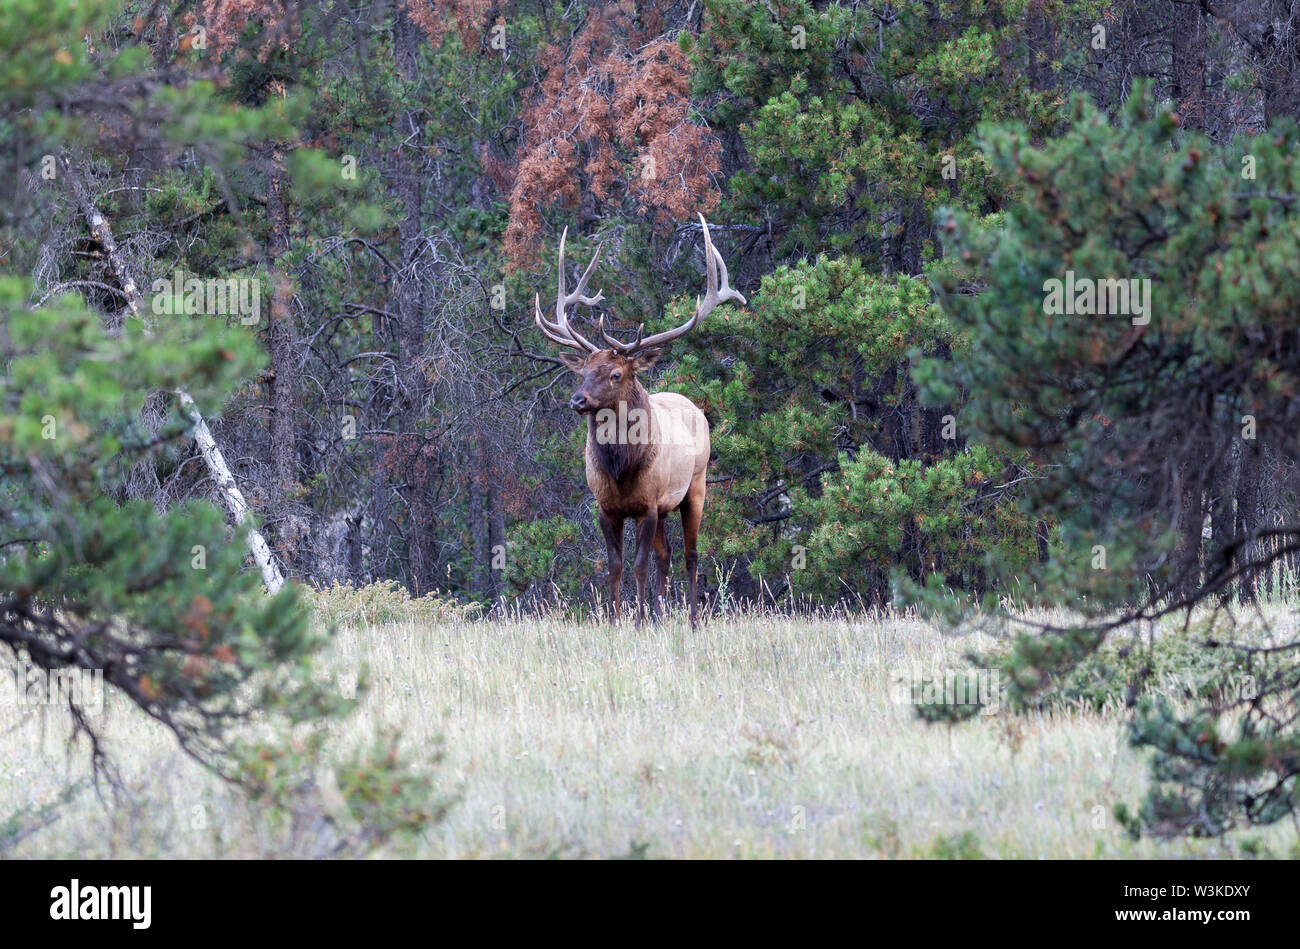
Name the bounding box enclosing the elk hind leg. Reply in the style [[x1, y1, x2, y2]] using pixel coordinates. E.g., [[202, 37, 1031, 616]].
[[632, 509, 658, 628], [681, 476, 706, 629]]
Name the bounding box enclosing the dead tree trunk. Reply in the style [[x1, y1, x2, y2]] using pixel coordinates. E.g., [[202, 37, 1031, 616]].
[[1171, 0, 1207, 130], [393, 12, 435, 594], [265, 143, 300, 520], [178, 393, 286, 594], [60, 153, 285, 594], [1209, 438, 1237, 598], [1237, 438, 1262, 602], [470, 429, 504, 603]]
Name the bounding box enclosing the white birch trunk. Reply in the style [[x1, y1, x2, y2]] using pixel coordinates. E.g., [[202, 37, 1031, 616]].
[[177, 392, 285, 594]]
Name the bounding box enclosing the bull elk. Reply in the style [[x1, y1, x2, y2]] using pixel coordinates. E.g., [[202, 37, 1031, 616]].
[[534, 215, 746, 627]]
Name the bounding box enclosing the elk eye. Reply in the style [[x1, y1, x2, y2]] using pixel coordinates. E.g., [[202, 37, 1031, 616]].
[[610, 371, 621, 381]]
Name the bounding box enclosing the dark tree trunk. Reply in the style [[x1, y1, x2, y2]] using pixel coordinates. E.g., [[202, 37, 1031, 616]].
[[470, 432, 489, 596], [1171, 0, 1207, 130], [1209, 439, 1237, 596], [1172, 458, 1204, 601], [1261, 442, 1281, 597], [1236, 438, 1262, 602], [1167, 7, 1209, 602], [488, 485, 505, 605], [266, 144, 298, 497], [393, 10, 435, 594]]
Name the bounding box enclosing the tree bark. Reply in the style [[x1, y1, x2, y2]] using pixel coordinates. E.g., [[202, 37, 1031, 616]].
[[1171, 0, 1207, 130], [265, 144, 299, 501], [1236, 438, 1262, 602], [1208, 438, 1237, 596], [393, 10, 435, 594], [469, 438, 488, 596], [179, 393, 286, 593], [1172, 457, 1204, 601]]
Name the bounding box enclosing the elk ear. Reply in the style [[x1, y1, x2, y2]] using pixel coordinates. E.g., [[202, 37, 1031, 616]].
[[559, 352, 588, 372], [631, 348, 661, 373]]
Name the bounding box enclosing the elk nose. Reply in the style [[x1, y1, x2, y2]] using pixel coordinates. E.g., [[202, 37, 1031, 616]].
[[569, 393, 588, 412]]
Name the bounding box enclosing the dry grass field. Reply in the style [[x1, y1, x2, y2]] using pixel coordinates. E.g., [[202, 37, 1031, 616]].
[[3, 606, 1297, 858]]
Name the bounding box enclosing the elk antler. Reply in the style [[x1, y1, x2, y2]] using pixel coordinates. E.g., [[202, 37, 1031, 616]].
[[534, 227, 603, 353], [600, 214, 747, 356]]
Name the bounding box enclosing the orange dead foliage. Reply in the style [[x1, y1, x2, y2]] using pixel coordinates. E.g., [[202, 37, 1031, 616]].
[[504, 8, 721, 269]]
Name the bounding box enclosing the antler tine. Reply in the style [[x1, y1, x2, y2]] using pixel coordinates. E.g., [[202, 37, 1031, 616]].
[[547, 226, 600, 353], [535, 293, 581, 349], [701, 213, 746, 306], [711, 244, 743, 306], [597, 313, 645, 355], [630, 214, 748, 352], [569, 231, 606, 308], [702, 213, 719, 300]]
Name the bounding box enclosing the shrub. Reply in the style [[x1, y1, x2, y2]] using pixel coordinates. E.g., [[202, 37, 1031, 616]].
[[304, 580, 480, 628]]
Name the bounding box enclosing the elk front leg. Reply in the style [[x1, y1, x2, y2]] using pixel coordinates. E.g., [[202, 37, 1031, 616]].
[[598, 509, 624, 623], [652, 515, 671, 617], [632, 509, 658, 627]]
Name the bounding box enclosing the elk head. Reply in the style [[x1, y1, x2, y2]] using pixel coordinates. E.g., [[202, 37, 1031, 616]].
[[565, 350, 660, 415], [534, 213, 748, 415]]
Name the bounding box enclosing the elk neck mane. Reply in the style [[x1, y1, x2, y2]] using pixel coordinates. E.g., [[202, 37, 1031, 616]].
[[587, 382, 658, 484]]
